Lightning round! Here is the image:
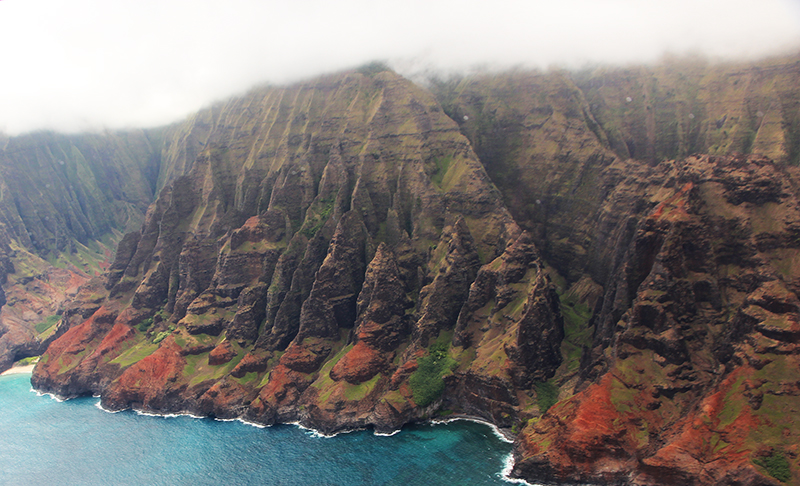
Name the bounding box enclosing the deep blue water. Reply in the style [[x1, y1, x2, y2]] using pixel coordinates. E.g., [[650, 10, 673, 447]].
[[0, 373, 525, 485]]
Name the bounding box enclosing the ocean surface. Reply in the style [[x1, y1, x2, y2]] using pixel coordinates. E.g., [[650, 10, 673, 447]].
[[0, 373, 525, 486]]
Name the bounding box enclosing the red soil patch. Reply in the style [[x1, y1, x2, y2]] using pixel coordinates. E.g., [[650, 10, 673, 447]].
[[330, 341, 385, 384], [37, 306, 117, 376], [390, 358, 418, 388], [517, 373, 650, 477], [86, 323, 136, 363], [280, 343, 328, 373], [62, 270, 89, 292], [258, 365, 306, 405], [243, 216, 260, 229], [231, 352, 270, 378], [557, 374, 634, 464], [638, 368, 761, 484], [115, 338, 184, 387], [518, 363, 768, 483], [653, 369, 758, 461], [199, 379, 251, 416], [45, 316, 96, 356], [651, 182, 693, 221], [104, 338, 186, 410], [35, 319, 93, 376], [208, 341, 237, 366]]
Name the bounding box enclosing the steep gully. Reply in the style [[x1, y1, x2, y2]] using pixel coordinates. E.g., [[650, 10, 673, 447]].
[[1, 58, 798, 485]]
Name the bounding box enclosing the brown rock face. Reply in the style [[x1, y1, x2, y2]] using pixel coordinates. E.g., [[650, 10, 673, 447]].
[[28, 59, 800, 486], [330, 242, 411, 384], [208, 341, 238, 365], [512, 154, 800, 485], [413, 217, 485, 344], [34, 67, 533, 435], [507, 270, 564, 387], [294, 211, 368, 343]]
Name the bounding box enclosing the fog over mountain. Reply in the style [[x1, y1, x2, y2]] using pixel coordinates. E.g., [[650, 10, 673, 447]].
[[1, 0, 799, 135]]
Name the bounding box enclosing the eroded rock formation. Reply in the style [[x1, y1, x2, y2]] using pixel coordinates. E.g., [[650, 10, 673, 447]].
[[23, 57, 800, 485]]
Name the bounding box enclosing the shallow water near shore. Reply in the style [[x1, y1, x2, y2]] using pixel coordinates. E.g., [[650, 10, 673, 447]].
[[0, 373, 525, 485]]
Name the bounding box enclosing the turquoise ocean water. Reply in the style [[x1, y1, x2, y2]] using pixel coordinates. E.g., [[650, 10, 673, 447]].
[[0, 373, 525, 486]]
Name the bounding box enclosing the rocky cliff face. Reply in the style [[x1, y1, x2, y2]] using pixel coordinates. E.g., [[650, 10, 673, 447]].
[[32, 69, 540, 435], [0, 120, 211, 371], [431, 56, 800, 484], [510, 153, 800, 485], [29, 57, 800, 486], [432, 55, 800, 285]]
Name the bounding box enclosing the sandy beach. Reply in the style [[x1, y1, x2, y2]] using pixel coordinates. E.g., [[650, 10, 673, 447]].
[[1, 364, 35, 376]]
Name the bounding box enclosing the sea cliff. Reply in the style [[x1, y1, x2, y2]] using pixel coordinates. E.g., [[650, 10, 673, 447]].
[[19, 57, 800, 485]]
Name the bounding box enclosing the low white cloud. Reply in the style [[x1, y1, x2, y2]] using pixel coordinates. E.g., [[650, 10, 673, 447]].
[[1, 0, 798, 135]]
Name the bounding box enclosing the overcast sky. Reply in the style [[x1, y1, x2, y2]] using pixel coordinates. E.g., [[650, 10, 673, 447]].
[[1, 0, 799, 135]]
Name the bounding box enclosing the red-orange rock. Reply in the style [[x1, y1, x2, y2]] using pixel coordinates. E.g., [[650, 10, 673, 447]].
[[230, 352, 270, 378], [208, 341, 237, 366], [279, 341, 330, 373], [101, 337, 186, 412], [330, 340, 386, 384]]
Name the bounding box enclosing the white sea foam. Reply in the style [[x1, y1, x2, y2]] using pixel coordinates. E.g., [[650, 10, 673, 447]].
[[430, 416, 514, 443], [291, 421, 337, 438], [90, 398, 193, 417], [499, 453, 541, 485], [2, 378, 528, 485], [96, 402, 270, 427], [373, 429, 401, 437], [289, 420, 367, 439], [33, 389, 65, 402], [181, 412, 205, 419], [133, 410, 162, 418], [429, 416, 536, 485], [94, 400, 122, 413], [237, 418, 269, 429], [132, 409, 204, 419]]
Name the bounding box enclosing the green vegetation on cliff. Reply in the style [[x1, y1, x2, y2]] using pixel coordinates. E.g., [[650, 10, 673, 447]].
[[410, 340, 457, 407], [534, 381, 559, 413], [755, 452, 791, 483]]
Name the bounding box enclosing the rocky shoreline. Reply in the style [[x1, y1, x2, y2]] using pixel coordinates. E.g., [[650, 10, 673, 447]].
[[38, 378, 524, 480]]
